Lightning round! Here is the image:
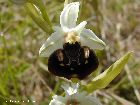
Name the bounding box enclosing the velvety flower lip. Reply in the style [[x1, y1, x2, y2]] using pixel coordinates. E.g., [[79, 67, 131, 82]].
[[49, 83, 102, 105], [39, 2, 106, 57]]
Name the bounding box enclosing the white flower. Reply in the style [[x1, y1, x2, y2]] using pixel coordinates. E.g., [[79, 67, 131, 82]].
[[39, 2, 106, 57], [49, 83, 102, 105]]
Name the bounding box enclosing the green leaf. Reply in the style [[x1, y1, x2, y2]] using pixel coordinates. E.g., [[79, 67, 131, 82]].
[[85, 52, 133, 93], [31, 0, 53, 29], [25, 3, 52, 34], [28, 0, 54, 33]]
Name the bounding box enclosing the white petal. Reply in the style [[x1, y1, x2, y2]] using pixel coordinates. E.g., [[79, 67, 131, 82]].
[[39, 32, 63, 57], [53, 26, 63, 33], [80, 29, 106, 50], [49, 95, 66, 105], [73, 21, 87, 35], [75, 93, 102, 105], [53, 95, 66, 103], [62, 83, 79, 96], [49, 100, 65, 105], [49, 83, 102, 105], [60, 2, 80, 32], [81, 96, 102, 105]]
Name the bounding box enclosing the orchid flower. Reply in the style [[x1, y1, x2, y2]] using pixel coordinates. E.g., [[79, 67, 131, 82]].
[[49, 83, 102, 105], [39, 2, 106, 57]]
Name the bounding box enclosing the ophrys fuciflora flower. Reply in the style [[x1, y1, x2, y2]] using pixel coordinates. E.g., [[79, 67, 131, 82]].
[[39, 2, 106, 80]]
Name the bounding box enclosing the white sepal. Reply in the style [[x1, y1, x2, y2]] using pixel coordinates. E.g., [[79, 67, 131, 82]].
[[60, 2, 80, 32], [80, 29, 106, 50], [39, 32, 63, 57]]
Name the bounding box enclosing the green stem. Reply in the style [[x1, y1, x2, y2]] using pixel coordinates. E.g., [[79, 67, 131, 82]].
[[54, 80, 62, 94], [0, 35, 8, 96]]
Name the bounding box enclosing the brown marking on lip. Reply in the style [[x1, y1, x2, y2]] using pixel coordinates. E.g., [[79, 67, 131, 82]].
[[56, 49, 64, 61], [84, 47, 90, 58]]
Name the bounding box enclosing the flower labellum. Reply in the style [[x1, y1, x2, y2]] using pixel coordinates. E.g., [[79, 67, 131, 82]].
[[49, 83, 102, 105], [39, 2, 106, 79]]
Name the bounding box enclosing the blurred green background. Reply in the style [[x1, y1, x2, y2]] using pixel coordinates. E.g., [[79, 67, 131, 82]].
[[0, 0, 140, 105]]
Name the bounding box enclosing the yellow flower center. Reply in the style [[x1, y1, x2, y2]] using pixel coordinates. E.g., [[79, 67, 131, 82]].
[[64, 32, 80, 44]]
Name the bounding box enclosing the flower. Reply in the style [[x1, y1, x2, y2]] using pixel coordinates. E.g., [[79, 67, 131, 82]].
[[49, 83, 102, 105], [39, 2, 106, 57]]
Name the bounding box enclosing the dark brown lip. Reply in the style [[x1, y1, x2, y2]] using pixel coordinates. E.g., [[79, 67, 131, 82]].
[[47, 42, 99, 80]]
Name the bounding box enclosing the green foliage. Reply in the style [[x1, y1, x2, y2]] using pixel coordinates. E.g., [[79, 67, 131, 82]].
[[25, 3, 51, 34], [85, 52, 133, 93]]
